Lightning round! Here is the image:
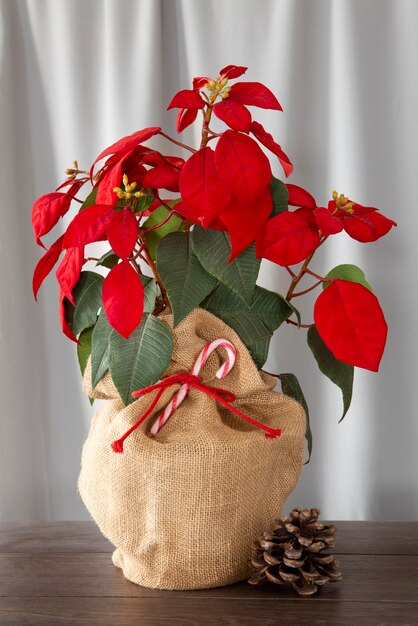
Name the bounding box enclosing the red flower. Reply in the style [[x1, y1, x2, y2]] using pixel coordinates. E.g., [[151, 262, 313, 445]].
[[328, 195, 397, 242], [213, 100, 252, 132], [179, 131, 272, 259], [102, 261, 144, 339], [250, 121, 293, 177], [287, 186, 396, 242], [90, 127, 161, 178], [169, 65, 286, 143], [56, 246, 85, 305], [32, 234, 65, 300], [228, 81, 282, 111], [314, 280, 388, 371], [256, 210, 320, 266]]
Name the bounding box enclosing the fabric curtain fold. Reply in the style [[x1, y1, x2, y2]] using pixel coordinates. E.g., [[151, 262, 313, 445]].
[[0, 0, 416, 522]]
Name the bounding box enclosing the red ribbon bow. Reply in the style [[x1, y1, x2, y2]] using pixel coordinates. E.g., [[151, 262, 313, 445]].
[[111, 372, 281, 453]]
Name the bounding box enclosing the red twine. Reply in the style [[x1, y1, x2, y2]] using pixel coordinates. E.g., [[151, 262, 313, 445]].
[[111, 372, 281, 453]]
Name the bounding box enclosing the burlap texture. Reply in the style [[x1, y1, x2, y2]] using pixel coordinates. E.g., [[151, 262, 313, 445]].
[[78, 308, 306, 590]]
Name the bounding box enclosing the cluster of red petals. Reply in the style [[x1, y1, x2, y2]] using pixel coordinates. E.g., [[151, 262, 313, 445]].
[[32, 179, 85, 248], [286, 184, 397, 243], [256, 208, 320, 266], [32, 64, 397, 376], [32, 125, 188, 341], [178, 130, 273, 259], [168, 65, 293, 178], [256, 184, 397, 267]]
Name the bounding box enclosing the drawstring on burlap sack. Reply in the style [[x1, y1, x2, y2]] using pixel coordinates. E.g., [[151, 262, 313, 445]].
[[111, 338, 282, 453]]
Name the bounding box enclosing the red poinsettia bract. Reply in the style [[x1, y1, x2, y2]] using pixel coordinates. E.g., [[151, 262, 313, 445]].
[[314, 280, 388, 372], [256, 210, 320, 266], [179, 130, 273, 259], [56, 247, 85, 306], [286, 185, 397, 242], [107, 209, 138, 258], [102, 261, 144, 339], [32, 234, 65, 300], [31, 64, 396, 380], [169, 65, 293, 178]]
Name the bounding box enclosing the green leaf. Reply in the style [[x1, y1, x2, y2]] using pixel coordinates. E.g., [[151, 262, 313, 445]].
[[134, 189, 154, 213], [91, 310, 112, 388], [96, 250, 120, 269], [191, 226, 261, 305], [80, 187, 98, 211], [202, 283, 292, 368], [156, 231, 218, 325], [108, 313, 173, 405], [143, 202, 183, 258], [90, 278, 158, 392], [324, 264, 373, 292], [278, 373, 312, 463], [140, 275, 158, 313], [270, 177, 288, 217], [68, 271, 104, 336], [77, 326, 94, 377], [287, 301, 301, 327], [307, 325, 354, 422]]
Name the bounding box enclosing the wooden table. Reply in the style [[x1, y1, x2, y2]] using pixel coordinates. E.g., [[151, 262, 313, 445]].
[[0, 521, 417, 625]]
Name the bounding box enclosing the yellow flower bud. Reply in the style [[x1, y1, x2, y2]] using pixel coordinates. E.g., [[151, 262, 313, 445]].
[[221, 86, 231, 100]]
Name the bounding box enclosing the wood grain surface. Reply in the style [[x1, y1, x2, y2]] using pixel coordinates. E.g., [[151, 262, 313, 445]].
[[0, 521, 417, 625]]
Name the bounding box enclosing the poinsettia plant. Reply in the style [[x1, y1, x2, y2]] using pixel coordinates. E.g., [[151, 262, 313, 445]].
[[32, 64, 396, 457]]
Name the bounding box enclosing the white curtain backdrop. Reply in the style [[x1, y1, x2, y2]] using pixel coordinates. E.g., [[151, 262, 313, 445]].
[[0, 0, 417, 522]]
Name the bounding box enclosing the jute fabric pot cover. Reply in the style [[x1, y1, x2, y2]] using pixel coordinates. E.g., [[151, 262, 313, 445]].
[[78, 308, 306, 590]]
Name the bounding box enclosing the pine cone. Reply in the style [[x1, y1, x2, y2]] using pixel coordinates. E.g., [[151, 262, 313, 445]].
[[248, 508, 343, 596]]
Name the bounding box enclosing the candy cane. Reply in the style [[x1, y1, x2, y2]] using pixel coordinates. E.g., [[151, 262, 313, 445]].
[[149, 339, 236, 436]]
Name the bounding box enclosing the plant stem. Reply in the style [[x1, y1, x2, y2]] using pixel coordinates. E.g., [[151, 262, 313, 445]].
[[291, 279, 325, 298], [159, 131, 196, 153], [139, 237, 171, 312], [142, 210, 176, 233], [286, 319, 313, 329], [305, 268, 331, 282], [285, 266, 297, 278], [200, 105, 214, 149], [285, 236, 329, 301], [286, 251, 317, 301]]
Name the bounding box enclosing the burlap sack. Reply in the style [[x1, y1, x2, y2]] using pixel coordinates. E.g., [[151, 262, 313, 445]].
[[78, 308, 306, 590]]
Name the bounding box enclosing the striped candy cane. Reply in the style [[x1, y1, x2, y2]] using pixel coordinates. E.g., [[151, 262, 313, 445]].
[[111, 337, 281, 453], [149, 339, 236, 436]]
